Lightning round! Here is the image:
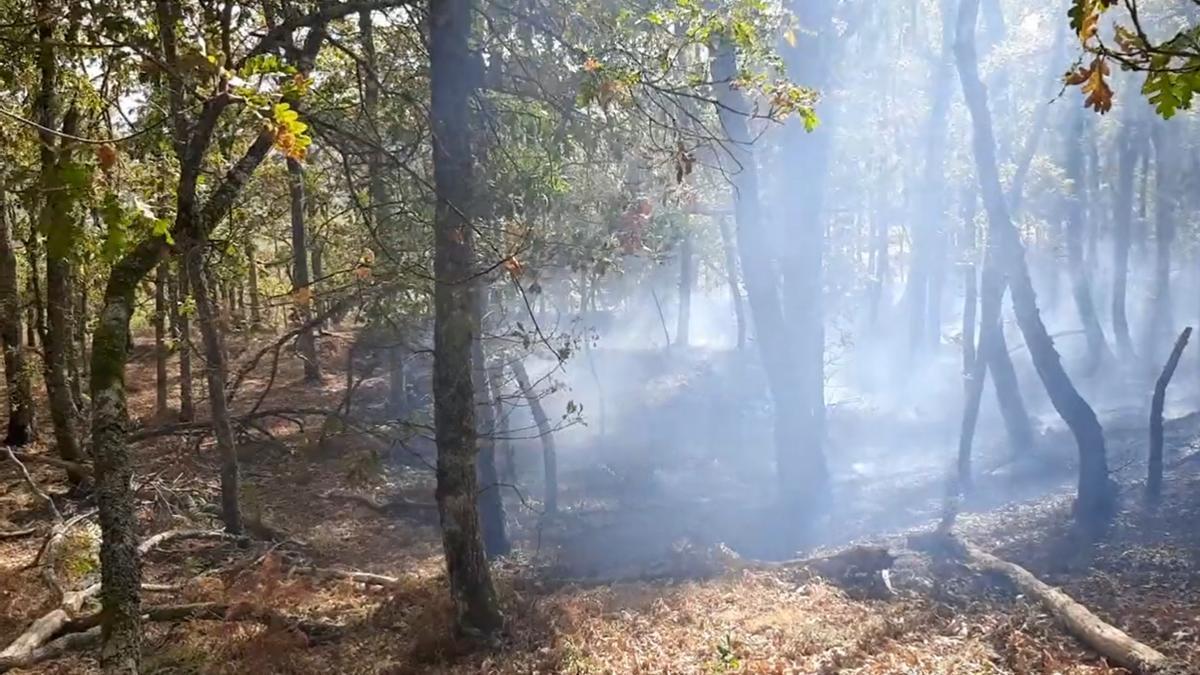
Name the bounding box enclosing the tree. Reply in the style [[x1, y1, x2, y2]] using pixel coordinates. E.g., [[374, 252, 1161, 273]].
[[0, 178, 35, 446]]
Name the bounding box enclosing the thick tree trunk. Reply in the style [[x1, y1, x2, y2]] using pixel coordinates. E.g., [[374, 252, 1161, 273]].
[[717, 215, 746, 349], [154, 263, 169, 416], [712, 37, 829, 518], [676, 231, 693, 348], [511, 358, 556, 513], [1111, 111, 1139, 362], [0, 184, 34, 446], [1148, 327, 1191, 502], [429, 0, 503, 640], [172, 262, 195, 422], [90, 238, 165, 675], [955, 0, 1113, 526], [287, 158, 321, 382], [1064, 105, 1115, 371]]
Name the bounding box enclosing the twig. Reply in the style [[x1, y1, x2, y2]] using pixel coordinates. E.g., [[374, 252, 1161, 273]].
[[3, 447, 62, 522]]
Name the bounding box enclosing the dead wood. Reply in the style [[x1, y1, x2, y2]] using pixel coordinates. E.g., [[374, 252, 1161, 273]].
[[287, 565, 400, 587], [3, 450, 91, 478], [0, 526, 38, 539], [0, 627, 100, 672], [912, 532, 1178, 673], [320, 489, 438, 517]]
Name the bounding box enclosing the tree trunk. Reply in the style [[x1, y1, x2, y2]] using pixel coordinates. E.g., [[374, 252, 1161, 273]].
[[90, 238, 165, 675], [955, 0, 1113, 527], [1148, 327, 1191, 503], [676, 231, 693, 348], [712, 37, 829, 518], [471, 292, 510, 558], [1007, 28, 1065, 216], [717, 215, 746, 349], [154, 262, 169, 417], [428, 0, 503, 640], [511, 358, 556, 514], [1146, 123, 1177, 363], [0, 183, 34, 446], [1064, 104, 1115, 371], [246, 238, 263, 330], [287, 158, 321, 382], [1111, 110, 1139, 362], [961, 185, 977, 373], [173, 262, 195, 422], [34, 13, 85, 484], [183, 244, 243, 534], [957, 252, 999, 491]]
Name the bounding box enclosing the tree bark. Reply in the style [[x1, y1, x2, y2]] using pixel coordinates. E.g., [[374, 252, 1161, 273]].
[[90, 238, 166, 675], [1146, 123, 1178, 363], [1064, 104, 1115, 371], [287, 158, 321, 382], [154, 262, 170, 416], [0, 184, 34, 446], [511, 358, 556, 513], [1148, 327, 1191, 503], [955, 0, 1113, 526], [429, 0, 503, 640]]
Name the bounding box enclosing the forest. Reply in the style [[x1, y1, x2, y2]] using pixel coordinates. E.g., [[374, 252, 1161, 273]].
[[1, 0, 1200, 672]]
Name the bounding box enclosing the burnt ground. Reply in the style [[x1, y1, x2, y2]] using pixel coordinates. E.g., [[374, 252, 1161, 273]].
[[2, 331, 1200, 673]]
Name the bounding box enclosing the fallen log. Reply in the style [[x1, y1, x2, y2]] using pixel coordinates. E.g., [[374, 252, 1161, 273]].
[[915, 532, 1178, 673]]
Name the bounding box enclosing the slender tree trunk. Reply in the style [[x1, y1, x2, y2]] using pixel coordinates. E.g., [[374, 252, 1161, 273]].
[[961, 185, 978, 372], [154, 263, 169, 416], [1147, 123, 1177, 363], [1111, 111, 1139, 362], [311, 238, 324, 322], [1063, 104, 1115, 372], [429, 0, 503, 639], [1148, 327, 1191, 502], [676, 231, 693, 348], [958, 249, 1001, 491], [174, 262, 194, 422], [91, 238, 164, 675], [34, 12, 84, 483], [0, 184, 34, 446], [472, 292, 510, 557], [714, 36, 829, 518], [183, 244, 243, 534], [287, 158, 321, 382], [717, 215, 746, 349], [985, 320, 1036, 455], [246, 239, 263, 330], [511, 358, 556, 513], [956, 0, 1113, 526]]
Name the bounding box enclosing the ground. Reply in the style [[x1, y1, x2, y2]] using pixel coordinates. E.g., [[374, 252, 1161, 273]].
[[2, 331, 1200, 673]]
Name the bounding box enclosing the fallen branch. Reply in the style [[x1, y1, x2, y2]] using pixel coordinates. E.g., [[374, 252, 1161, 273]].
[[3, 450, 91, 477], [0, 627, 100, 672], [288, 565, 400, 587], [0, 526, 38, 540], [3, 447, 61, 522], [320, 489, 438, 517], [915, 532, 1177, 673], [139, 529, 240, 555]]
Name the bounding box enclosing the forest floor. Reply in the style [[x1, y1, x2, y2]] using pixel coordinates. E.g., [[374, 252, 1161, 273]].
[[3, 331, 1200, 673]]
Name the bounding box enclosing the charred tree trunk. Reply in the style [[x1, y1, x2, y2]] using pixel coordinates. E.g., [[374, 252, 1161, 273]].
[[0, 183, 34, 446], [713, 36, 829, 518], [173, 262, 194, 422], [1064, 105, 1115, 371], [961, 185, 978, 372], [90, 238, 166, 675], [154, 262, 169, 417], [429, 0, 503, 639], [1111, 112, 1139, 362], [957, 251, 1000, 491], [956, 0, 1113, 526], [1148, 327, 1191, 503], [511, 358, 556, 514], [287, 158, 321, 382]]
